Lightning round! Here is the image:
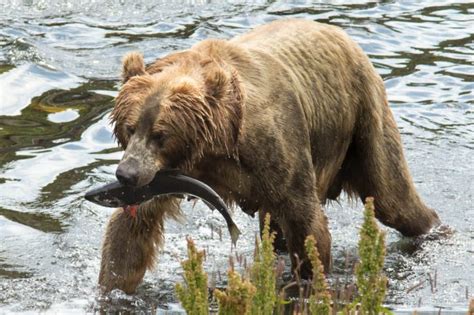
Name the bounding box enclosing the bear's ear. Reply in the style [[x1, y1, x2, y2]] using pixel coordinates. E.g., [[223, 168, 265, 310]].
[[203, 64, 229, 106], [122, 52, 146, 83]]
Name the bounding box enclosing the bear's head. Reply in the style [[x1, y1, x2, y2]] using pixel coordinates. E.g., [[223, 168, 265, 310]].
[[111, 51, 244, 187]]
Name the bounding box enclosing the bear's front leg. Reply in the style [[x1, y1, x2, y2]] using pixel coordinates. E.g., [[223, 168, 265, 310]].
[[259, 209, 287, 253], [276, 198, 332, 278], [98, 197, 180, 294]]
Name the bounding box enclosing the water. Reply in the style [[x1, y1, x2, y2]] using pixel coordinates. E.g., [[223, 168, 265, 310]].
[[0, 0, 473, 313]]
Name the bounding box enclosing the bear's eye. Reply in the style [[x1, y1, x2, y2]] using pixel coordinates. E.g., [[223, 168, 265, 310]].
[[126, 125, 135, 136], [151, 131, 167, 147]]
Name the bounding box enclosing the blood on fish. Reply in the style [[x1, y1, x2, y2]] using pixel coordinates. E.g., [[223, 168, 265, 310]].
[[125, 205, 139, 218]]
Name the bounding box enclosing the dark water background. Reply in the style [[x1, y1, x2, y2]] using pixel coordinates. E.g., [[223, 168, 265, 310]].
[[0, 0, 472, 314]]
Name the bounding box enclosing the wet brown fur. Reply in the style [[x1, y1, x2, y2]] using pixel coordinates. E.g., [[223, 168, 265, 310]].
[[99, 19, 440, 294]]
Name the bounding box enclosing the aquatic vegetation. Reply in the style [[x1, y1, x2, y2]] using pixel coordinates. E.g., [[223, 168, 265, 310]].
[[250, 213, 278, 315], [305, 235, 332, 315], [175, 237, 209, 315], [177, 199, 474, 314], [346, 197, 391, 315], [214, 270, 256, 315]]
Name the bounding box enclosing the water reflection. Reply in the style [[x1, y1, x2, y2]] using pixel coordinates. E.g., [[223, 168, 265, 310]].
[[0, 206, 63, 233], [0, 0, 473, 313], [0, 76, 115, 164]]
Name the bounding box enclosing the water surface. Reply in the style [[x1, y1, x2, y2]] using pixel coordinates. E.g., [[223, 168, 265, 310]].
[[0, 1, 473, 313]]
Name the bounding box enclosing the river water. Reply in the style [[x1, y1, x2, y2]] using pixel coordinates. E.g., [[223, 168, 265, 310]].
[[0, 1, 472, 314]]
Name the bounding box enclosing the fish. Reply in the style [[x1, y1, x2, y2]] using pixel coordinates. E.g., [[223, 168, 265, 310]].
[[85, 169, 240, 244]]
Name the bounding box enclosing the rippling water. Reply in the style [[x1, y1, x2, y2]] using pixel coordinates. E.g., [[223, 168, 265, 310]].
[[0, 1, 473, 313]]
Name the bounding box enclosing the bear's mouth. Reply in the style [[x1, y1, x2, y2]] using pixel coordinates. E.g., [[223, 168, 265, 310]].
[[85, 169, 241, 244]]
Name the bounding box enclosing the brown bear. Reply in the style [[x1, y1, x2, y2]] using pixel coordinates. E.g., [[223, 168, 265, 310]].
[[98, 19, 440, 294]]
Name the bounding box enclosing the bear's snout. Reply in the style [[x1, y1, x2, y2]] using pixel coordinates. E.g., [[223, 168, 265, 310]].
[[116, 158, 140, 187]]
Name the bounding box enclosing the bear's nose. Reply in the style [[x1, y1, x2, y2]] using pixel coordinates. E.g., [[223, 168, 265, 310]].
[[116, 160, 139, 187]]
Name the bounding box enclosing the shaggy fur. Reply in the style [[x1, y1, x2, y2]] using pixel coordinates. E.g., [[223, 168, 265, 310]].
[[99, 19, 440, 293]]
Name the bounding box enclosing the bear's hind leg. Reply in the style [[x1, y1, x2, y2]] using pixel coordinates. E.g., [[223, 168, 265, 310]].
[[347, 96, 440, 236], [98, 197, 180, 294]]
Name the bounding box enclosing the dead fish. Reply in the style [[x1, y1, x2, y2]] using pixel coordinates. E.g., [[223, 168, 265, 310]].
[[85, 169, 240, 244]]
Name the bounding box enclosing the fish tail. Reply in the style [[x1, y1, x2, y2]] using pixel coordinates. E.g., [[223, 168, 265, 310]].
[[229, 223, 241, 245]]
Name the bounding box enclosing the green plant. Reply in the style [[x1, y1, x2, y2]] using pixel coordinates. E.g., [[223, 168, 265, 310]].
[[305, 235, 332, 315], [250, 213, 278, 315], [214, 269, 256, 315], [348, 197, 392, 315], [175, 237, 209, 315], [176, 199, 398, 314]]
